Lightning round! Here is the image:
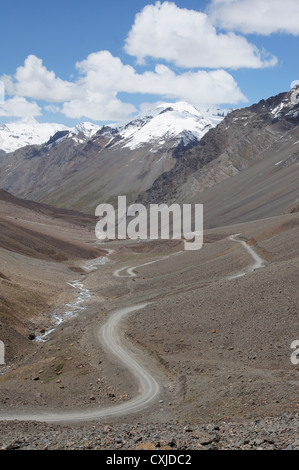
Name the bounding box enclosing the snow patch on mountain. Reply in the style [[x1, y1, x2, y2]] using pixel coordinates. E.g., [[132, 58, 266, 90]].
[[200, 107, 237, 125], [271, 85, 299, 119], [0, 102, 234, 154], [0, 119, 101, 153], [118, 102, 215, 150], [0, 118, 69, 153], [72, 122, 100, 139]]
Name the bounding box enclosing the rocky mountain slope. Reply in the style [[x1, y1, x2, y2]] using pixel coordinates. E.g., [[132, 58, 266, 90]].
[[0, 94, 298, 441], [138, 86, 299, 226], [0, 188, 104, 359], [0, 102, 216, 212], [0, 189, 102, 261], [1, 88, 298, 222]]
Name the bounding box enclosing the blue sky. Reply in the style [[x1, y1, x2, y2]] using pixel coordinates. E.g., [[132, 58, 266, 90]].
[[0, 0, 299, 125]]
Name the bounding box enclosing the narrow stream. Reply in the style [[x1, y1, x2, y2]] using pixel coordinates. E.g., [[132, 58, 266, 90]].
[[36, 252, 113, 342]]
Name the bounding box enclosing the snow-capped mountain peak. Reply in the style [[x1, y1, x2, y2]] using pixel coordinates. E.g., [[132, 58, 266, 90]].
[[0, 119, 70, 153], [118, 101, 214, 150], [0, 119, 101, 153], [72, 122, 101, 138], [0, 101, 233, 154], [154, 101, 203, 118], [69, 122, 101, 145]]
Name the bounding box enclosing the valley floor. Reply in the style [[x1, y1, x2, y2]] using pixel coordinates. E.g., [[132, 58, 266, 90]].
[[0, 212, 298, 449]]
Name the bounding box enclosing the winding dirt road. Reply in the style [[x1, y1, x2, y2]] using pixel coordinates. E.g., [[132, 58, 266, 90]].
[[0, 236, 264, 423], [0, 303, 159, 423], [228, 234, 265, 280], [113, 251, 183, 278]]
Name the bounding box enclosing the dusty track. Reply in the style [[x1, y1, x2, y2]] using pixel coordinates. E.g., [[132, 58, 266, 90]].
[[0, 302, 160, 423], [0, 236, 266, 423], [228, 234, 265, 279]]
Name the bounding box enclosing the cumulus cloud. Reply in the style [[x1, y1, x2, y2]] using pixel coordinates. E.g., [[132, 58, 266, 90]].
[[1, 2, 288, 121], [62, 91, 137, 122], [2, 55, 78, 102], [0, 96, 41, 118], [0, 81, 4, 104], [208, 0, 299, 35], [4, 1, 285, 121], [124, 1, 277, 69], [74, 51, 247, 107], [2, 51, 247, 121], [44, 104, 61, 114], [63, 51, 247, 120]]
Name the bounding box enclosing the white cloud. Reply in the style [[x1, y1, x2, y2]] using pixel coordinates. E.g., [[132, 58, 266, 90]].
[[2, 51, 247, 121], [2, 55, 78, 102], [1, 2, 290, 122], [76, 51, 137, 93], [74, 51, 247, 108], [134, 65, 247, 105], [124, 1, 277, 69], [62, 53, 248, 120], [0, 96, 41, 118], [62, 91, 137, 122], [44, 104, 61, 114], [208, 0, 299, 35], [0, 81, 5, 104]]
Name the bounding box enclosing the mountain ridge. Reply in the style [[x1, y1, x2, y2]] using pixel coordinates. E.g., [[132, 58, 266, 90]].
[[0, 102, 232, 154], [1, 89, 298, 221], [137, 86, 299, 213], [0, 119, 101, 153], [0, 102, 221, 210]]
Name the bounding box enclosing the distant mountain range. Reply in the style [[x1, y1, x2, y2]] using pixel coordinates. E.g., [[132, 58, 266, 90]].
[[0, 102, 228, 211], [139, 86, 299, 227], [0, 104, 233, 154], [0, 88, 298, 225], [0, 119, 100, 154]]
